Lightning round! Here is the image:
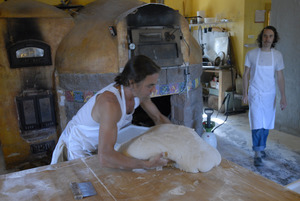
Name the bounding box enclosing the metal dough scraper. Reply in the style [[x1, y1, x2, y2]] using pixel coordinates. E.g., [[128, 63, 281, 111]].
[[70, 182, 97, 200]]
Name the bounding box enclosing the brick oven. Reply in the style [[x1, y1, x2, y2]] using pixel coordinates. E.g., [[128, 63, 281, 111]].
[[0, 0, 74, 168], [55, 0, 204, 136]]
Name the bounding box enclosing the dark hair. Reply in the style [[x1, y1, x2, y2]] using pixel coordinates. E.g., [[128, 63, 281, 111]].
[[114, 55, 161, 86], [256, 26, 280, 48]]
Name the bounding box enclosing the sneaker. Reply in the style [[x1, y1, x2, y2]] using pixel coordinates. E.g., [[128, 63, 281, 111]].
[[261, 151, 267, 159], [254, 157, 263, 166]]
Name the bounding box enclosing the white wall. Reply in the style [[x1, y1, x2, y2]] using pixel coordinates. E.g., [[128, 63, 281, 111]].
[[271, 0, 300, 136]]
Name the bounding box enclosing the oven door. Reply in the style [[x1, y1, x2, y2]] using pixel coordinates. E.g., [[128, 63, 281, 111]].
[[130, 27, 183, 67]]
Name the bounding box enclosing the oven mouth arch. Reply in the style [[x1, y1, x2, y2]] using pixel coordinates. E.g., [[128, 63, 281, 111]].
[[8, 39, 52, 68]]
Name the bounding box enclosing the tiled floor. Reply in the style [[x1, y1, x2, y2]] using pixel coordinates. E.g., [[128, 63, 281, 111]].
[[1, 110, 300, 188]]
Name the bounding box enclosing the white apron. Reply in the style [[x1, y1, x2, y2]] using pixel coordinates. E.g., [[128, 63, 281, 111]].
[[248, 49, 276, 130], [51, 84, 139, 164]]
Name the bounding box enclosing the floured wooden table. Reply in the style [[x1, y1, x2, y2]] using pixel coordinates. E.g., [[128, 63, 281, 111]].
[[1, 156, 299, 201]]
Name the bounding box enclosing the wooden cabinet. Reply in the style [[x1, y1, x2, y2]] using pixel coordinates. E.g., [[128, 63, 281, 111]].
[[202, 67, 234, 112]]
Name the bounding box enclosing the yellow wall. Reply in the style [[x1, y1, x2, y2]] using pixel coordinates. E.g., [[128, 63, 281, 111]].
[[188, 0, 271, 76], [243, 0, 271, 75], [190, 0, 245, 75], [164, 0, 191, 17]]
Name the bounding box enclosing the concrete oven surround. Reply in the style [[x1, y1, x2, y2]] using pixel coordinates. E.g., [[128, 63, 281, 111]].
[[55, 0, 204, 135]]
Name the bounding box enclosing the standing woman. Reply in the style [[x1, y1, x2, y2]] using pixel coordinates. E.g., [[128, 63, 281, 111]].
[[242, 26, 287, 166]]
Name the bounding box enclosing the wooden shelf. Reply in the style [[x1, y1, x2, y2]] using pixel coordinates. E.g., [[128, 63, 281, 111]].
[[202, 68, 234, 112], [189, 21, 232, 31]]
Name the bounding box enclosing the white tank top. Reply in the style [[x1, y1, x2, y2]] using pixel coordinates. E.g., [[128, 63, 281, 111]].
[[63, 83, 140, 155]]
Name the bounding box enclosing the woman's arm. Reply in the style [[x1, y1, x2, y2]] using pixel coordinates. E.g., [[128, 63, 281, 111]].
[[242, 66, 250, 104], [276, 70, 287, 110], [92, 92, 168, 169]]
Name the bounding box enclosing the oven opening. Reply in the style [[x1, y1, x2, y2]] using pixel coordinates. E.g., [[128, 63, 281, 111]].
[[8, 39, 52, 68], [132, 95, 171, 127]]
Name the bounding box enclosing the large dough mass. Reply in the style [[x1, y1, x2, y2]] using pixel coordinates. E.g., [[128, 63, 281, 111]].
[[118, 124, 221, 173]]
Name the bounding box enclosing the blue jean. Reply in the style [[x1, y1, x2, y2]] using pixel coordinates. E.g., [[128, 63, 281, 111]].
[[252, 128, 269, 151]]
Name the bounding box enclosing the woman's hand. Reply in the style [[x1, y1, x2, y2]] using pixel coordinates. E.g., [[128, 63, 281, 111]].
[[280, 96, 287, 110], [145, 153, 169, 169], [242, 94, 248, 104]]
